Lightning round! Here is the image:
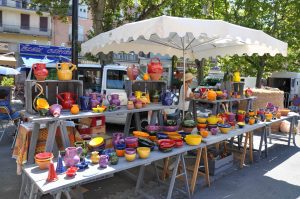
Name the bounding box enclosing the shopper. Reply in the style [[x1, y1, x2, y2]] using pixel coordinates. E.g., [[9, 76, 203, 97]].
[[0, 88, 20, 120], [178, 73, 194, 113]]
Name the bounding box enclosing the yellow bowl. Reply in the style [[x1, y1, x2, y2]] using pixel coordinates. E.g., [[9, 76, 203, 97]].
[[185, 135, 202, 145], [137, 147, 150, 159], [125, 153, 136, 162], [197, 117, 207, 124], [219, 127, 231, 134], [89, 137, 104, 147]]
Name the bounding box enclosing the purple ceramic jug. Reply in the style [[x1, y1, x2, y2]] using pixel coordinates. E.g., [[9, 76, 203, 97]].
[[90, 93, 100, 108], [64, 147, 82, 167], [112, 132, 125, 146], [49, 104, 62, 117], [161, 91, 174, 106], [107, 94, 121, 106], [99, 155, 109, 168]]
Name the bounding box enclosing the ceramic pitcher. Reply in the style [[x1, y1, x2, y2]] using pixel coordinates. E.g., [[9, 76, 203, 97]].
[[64, 147, 82, 167], [56, 62, 77, 81]]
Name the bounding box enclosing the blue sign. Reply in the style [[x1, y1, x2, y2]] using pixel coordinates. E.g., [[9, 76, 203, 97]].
[[19, 43, 71, 57]]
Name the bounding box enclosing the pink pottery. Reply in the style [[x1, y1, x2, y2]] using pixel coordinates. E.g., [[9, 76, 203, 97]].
[[49, 104, 62, 117], [64, 147, 82, 167]]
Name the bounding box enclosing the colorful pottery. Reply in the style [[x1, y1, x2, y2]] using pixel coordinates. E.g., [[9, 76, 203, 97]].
[[233, 71, 241, 82], [265, 113, 273, 122], [32, 63, 48, 81], [49, 104, 62, 117], [135, 101, 142, 109], [207, 115, 219, 125], [99, 155, 109, 168], [47, 162, 58, 182], [127, 64, 139, 80], [56, 151, 66, 174], [147, 57, 163, 80], [66, 167, 78, 177], [125, 153, 136, 162], [74, 141, 88, 157], [35, 152, 54, 170], [90, 151, 100, 164], [107, 94, 121, 106], [70, 104, 80, 115], [64, 147, 82, 167], [185, 135, 202, 145], [79, 96, 91, 111], [207, 90, 217, 101], [56, 92, 77, 109], [161, 90, 174, 106], [110, 154, 119, 165], [56, 62, 77, 81], [137, 147, 150, 159], [249, 117, 255, 125]]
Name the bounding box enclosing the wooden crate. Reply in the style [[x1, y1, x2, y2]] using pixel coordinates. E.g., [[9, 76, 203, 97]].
[[124, 80, 167, 97], [25, 80, 83, 114]]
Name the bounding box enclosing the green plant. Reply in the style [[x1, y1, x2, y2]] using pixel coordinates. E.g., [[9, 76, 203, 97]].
[[0, 77, 14, 86]]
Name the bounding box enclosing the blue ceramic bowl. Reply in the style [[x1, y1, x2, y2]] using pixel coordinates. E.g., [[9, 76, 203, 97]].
[[157, 132, 168, 139], [218, 123, 231, 128], [114, 143, 126, 150]]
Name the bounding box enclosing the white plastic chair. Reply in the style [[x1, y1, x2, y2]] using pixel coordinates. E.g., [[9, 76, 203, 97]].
[[0, 106, 21, 149]]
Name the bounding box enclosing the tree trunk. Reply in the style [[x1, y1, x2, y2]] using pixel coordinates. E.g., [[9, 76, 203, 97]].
[[195, 58, 205, 85], [91, 0, 105, 35], [256, 57, 266, 88]]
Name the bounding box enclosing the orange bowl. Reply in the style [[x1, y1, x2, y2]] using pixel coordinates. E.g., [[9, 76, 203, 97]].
[[35, 156, 53, 170], [133, 131, 149, 139], [197, 123, 207, 130], [149, 135, 157, 142], [116, 149, 125, 157]]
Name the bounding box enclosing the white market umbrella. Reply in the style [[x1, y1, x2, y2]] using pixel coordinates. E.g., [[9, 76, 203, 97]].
[[81, 15, 288, 113], [0, 66, 20, 75]]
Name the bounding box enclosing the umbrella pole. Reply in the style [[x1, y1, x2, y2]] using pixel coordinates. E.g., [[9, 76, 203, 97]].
[[182, 49, 186, 120]]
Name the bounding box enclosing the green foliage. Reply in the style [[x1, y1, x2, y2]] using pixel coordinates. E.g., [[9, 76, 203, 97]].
[[1, 77, 14, 86]]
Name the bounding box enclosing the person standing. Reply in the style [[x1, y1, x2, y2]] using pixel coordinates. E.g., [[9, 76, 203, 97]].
[[178, 73, 194, 113]]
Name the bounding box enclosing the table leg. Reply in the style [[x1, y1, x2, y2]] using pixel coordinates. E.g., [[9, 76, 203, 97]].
[[19, 173, 27, 199], [134, 113, 142, 130], [124, 113, 133, 137], [150, 111, 158, 125], [258, 128, 264, 159], [135, 165, 146, 194], [203, 147, 210, 187], [166, 154, 181, 199], [180, 154, 191, 199], [59, 121, 70, 148], [264, 127, 268, 158], [54, 192, 62, 199], [28, 123, 40, 164], [288, 116, 294, 146], [63, 190, 71, 199], [28, 183, 38, 199], [162, 157, 170, 180], [249, 132, 254, 163], [240, 133, 249, 169], [190, 148, 202, 194], [45, 121, 59, 152]]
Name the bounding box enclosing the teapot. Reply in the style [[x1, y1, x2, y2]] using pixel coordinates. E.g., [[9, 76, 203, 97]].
[[107, 94, 121, 106], [56, 62, 77, 81], [32, 63, 48, 81], [64, 147, 82, 167], [127, 65, 139, 80], [161, 90, 174, 106], [147, 57, 163, 80], [56, 92, 77, 109]]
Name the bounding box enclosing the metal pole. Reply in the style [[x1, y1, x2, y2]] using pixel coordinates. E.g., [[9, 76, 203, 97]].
[[72, 0, 78, 78], [182, 48, 186, 119]]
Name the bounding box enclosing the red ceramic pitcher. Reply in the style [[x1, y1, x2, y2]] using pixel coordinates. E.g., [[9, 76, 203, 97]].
[[56, 92, 77, 109], [32, 63, 48, 81], [147, 57, 163, 80]]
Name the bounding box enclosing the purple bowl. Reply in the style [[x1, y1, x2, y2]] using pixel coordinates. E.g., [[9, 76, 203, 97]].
[[207, 124, 218, 131], [125, 148, 136, 155], [125, 136, 138, 144], [145, 125, 161, 132], [163, 125, 179, 132]]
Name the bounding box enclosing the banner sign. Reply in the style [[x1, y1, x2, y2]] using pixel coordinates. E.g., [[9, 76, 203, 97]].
[[19, 43, 71, 57]]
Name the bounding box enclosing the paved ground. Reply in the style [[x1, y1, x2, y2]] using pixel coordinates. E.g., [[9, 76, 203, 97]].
[[0, 101, 300, 198]]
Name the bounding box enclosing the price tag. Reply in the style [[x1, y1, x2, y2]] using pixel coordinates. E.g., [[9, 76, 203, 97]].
[[96, 119, 102, 126]]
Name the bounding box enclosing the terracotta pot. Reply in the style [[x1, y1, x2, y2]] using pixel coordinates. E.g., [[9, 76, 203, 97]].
[[135, 101, 142, 109], [127, 101, 134, 110], [70, 104, 80, 115], [127, 65, 139, 80]]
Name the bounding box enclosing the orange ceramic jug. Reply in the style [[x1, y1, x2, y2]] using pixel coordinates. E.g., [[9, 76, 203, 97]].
[[56, 62, 77, 81], [70, 104, 80, 115], [207, 90, 217, 101]]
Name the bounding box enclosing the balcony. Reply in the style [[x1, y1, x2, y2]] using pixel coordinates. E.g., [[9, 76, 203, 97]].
[[0, 0, 48, 12], [0, 24, 51, 37]]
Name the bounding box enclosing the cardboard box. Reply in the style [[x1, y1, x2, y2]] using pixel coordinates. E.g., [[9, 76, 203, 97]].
[[79, 118, 93, 127], [90, 125, 106, 134]]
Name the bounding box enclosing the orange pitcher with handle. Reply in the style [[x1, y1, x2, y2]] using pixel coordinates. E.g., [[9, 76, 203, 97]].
[[56, 62, 77, 80]]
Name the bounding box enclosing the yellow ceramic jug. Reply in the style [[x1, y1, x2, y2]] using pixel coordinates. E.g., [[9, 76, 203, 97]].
[[90, 151, 100, 164], [56, 62, 77, 81], [233, 71, 241, 82], [134, 91, 144, 99]]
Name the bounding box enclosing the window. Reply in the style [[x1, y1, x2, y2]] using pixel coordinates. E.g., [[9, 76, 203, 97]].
[[39, 17, 48, 32], [106, 70, 127, 89], [0, 11, 2, 27], [21, 14, 30, 30]]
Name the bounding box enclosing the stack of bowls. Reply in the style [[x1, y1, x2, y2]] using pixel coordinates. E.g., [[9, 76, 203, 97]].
[[125, 148, 136, 161], [115, 142, 126, 157], [218, 123, 232, 134], [137, 147, 150, 159], [89, 137, 106, 153], [157, 139, 175, 152], [125, 136, 138, 148], [145, 125, 161, 141], [35, 152, 54, 170], [197, 117, 207, 131], [138, 138, 155, 151]]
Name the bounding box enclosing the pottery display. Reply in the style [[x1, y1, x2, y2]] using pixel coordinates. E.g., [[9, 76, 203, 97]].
[[134, 91, 144, 99], [249, 117, 256, 125], [47, 162, 58, 182], [127, 101, 134, 110], [56, 62, 77, 81], [127, 64, 139, 80], [32, 63, 48, 81], [265, 113, 273, 122], [135, 100, 142, 109], [56, 151, 66, 174], [161, 90, 174, 106], [64, 147, 82, 167], [147, 57, 163, 80], [70, 104, 80, 115], [49, 104, 62, 117], [80, 96, 91, 111], [76, 159, 89, 170], [90, 93, 103, 108], [112, 132, 125, 147], [56, 92, 77, 109], [90, 151, 100, 164], [110, 154, 119, 165], [99, 155, 109, 168], [207, 115, 219, 125], [107, 94, 121, 106], [207, 90, 217, 101], [66, 167, 78, 177], [35, 152, 54, 170]]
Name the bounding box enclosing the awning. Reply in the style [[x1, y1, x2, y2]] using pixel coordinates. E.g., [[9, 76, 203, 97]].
[[0, 55, 17, 67], [21, 55, 70, 68]]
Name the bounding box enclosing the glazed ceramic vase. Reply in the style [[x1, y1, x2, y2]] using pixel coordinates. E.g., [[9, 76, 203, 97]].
[[32, 63, 48, 81], [64, 147, 82, 167], [49, 104, 62, 117], [90, 151, 100, 164], [99, 155, 109, 168]]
